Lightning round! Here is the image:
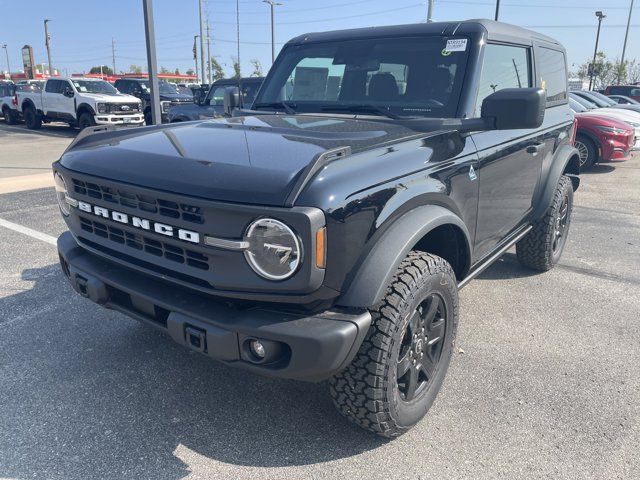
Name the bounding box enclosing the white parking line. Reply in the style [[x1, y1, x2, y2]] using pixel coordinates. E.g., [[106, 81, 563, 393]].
[[0, 218, 57, 246], [0, 123, 74, 138]]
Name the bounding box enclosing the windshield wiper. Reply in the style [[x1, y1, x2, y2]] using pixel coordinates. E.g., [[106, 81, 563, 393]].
[[319, 104, 406, 119], [252, 101, 297, 114]]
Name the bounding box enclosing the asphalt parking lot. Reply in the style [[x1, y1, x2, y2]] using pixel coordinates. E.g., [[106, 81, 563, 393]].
[[0, 123, 638, 480]]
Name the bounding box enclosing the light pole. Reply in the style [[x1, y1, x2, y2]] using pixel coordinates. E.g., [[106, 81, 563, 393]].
[[236, 0, 241, 76], [619, 0, 635, 84], [142, 0, 161, 125], [44, 19, 53, 75], [589, 11, 606, 91], [494, 0, 500, 20], [427, 0, 434, 22], [198, 0, 206, 84], [1, 45, 10, 79], [193, 35, 199, 83], [263, 0, 282, 64]]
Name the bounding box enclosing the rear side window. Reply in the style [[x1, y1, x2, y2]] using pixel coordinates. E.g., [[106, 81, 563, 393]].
[[475, 44, 531, 115], [45, 80, 60, 93], [537, 47, 567, 105]]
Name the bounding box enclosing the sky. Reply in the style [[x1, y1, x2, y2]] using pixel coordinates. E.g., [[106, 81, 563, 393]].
[[0, 0, 637, 80]]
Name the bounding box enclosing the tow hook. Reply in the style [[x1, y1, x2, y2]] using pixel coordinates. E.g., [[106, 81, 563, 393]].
[[185, 326, 207, 353]]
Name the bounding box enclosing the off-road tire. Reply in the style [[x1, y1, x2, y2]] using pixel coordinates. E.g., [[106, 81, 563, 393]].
[[3, 106, 18, 125], [23, 106, 42, 130], [575, 134, 597, 169], [516, 175, 573, 271], [78, 112, 96, 130], [329, 251, 459, 438]]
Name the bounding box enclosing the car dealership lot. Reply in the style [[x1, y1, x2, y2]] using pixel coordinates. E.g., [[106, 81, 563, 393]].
[[0, 127, 638, 480]]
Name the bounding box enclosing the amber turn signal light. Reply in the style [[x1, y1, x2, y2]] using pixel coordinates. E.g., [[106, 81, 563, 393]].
[[315, 227, 326, 269]]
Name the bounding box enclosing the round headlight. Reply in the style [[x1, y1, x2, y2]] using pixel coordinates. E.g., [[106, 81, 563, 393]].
[[54, 172, 70, 216], [244, 218, 301, 280]]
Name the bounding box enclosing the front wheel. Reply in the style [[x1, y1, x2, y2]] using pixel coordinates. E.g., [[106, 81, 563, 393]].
[[575, 135, 597, 169], [78, 112, 96, 130], [329, 251, 459, 437], [516, 175, 574, 271]]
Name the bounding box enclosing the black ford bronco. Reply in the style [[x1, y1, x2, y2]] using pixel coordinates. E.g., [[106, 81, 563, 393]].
[[54, 20, 580, 437]]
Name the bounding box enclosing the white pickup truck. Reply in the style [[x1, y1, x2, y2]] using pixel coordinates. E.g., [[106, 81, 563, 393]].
[[16, 77, 144, 130]]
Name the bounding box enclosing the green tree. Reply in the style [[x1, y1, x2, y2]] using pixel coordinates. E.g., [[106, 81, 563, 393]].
[[249, 58, 263, 77], [627, 59, 640, 84], [174, 68, 180, 75], [207, 57, 225, 81], [160, 66, 170, 74], [89, 66, 113, 75], [129, 64, 143, 74], [186, 68, 195, 76], [231, 57, 241, 79]]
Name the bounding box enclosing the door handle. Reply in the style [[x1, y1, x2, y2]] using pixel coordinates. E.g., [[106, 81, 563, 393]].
[[526, 144, 544, 156]]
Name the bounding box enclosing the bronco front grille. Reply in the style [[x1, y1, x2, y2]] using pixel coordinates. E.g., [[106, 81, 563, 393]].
[[79, 216, 209, 271], [71, 178, 204, 224]]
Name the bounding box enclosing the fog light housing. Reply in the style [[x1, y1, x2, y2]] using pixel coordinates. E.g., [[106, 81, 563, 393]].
[[249, 339, 266, 359]]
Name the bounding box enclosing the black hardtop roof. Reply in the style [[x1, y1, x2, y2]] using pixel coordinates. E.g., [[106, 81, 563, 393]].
[[213, 77, 264, 85], [286, 19, 561, 49]]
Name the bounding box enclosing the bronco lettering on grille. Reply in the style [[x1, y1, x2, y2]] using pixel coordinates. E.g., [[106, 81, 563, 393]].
[[75, 200, 200, 244]]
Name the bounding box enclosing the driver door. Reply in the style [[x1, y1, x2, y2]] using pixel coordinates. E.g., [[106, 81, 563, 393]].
[[471, 43, 544, 261]]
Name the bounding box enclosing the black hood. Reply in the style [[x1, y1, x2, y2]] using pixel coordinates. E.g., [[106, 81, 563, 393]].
[[59, 114, 423, 206]]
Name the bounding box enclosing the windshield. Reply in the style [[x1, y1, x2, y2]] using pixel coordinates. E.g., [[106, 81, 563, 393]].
[[589, 91, 617, 106], [241, 81, 261, 107], [255, 36, 470, 118], [570, 93, 597, 110], [578, 92, 609, 108], [71, 80, 118, 95], [569, 98, 587, 112], [138, 80, 179, 95]]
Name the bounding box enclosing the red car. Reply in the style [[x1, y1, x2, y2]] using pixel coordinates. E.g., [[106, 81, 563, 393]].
[[573, 113, 634, 169]]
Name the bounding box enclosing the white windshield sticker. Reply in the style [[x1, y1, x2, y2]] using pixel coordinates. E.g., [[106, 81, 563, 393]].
[[445, 39, 467, 52]]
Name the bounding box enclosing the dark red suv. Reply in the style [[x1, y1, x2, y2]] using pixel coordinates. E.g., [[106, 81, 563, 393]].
[[604, 85, 640, 102]]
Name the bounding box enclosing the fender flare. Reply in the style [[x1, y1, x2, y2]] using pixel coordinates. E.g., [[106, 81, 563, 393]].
[[21, 98, 35, 112], [338, 205, 472, 308], [532, 143, 580, 220], [76, 103, 96, 116]]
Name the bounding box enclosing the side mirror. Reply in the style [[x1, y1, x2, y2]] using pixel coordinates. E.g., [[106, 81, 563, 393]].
[[223, 86, 240, 116], [63, 87, 74, 98], [481, 88, 546, 130]]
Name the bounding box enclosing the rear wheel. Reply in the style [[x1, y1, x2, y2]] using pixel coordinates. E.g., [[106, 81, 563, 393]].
[[3, 107, 18, 125], [329, 251, 459, 437], [78, 112, 96, 130], [23, 106, 42, 130], [575, 135, 597, 169], [516, 175, 573, 271]]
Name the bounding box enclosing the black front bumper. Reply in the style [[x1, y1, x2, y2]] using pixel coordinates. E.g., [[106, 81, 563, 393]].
[[57, 232, 370, 382]]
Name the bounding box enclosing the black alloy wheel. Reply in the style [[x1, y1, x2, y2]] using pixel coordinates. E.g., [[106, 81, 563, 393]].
[[330, 251, 458, 437], [397, 293, 446, 402], [552, 194, 570, 255]]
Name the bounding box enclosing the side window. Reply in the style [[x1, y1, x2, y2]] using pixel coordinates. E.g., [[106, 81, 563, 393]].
[[537, 47, 567, 104], [475, 44, 531, 115], [45, 80, 60, 93], [208, 86, 227, 106], [115, 81, 125, 93], [61, 81, 72, 94]]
